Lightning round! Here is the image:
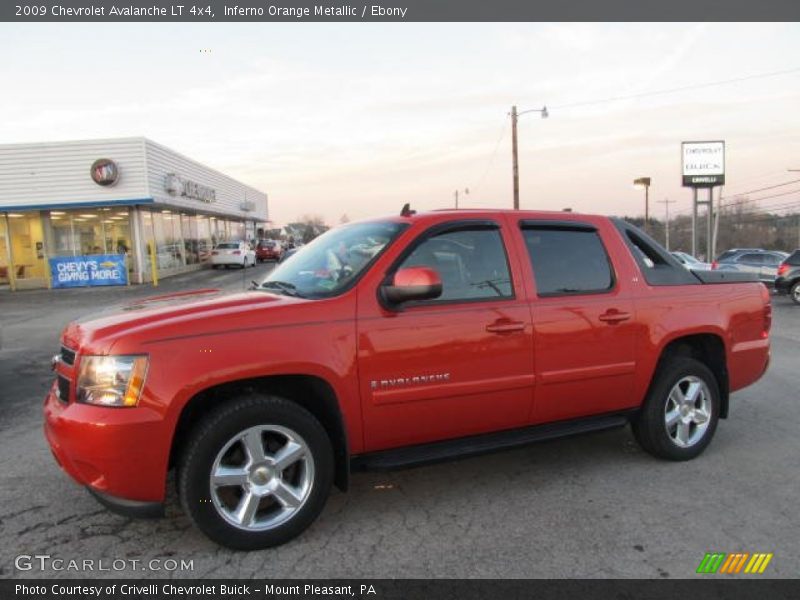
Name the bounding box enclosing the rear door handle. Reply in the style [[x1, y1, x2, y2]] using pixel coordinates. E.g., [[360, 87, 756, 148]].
[[486, 320, 526, 334], [598, 310, 631, 324]]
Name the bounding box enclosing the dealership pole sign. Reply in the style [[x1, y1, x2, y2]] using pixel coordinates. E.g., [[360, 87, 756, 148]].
[[49, 255, 128, 288], [682, 141, 725, 187]]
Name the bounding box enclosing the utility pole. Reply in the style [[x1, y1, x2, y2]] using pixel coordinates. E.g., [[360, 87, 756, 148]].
[[511, 106, 519, 210], [658, 198, 676, 250], [510, 104, 548, 210], [454, 188, 469, 209]]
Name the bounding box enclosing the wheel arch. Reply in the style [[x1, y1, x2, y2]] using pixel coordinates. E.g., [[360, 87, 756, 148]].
[[169, 374, 350, 491], [652, 333, 730, 418]]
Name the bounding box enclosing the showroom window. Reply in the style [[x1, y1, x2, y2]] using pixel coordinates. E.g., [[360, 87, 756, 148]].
[[73, 209, 106, 255], [196, 215, 212, 262], [181, 213, 199, 265], [229, 220, 245, 242], [151, 211, 183, 270], [7, 212, 45, 280], [0, 216, 9, 286]]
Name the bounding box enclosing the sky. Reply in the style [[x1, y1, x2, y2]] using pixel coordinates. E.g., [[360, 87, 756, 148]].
[[1, 22, 800, 226]]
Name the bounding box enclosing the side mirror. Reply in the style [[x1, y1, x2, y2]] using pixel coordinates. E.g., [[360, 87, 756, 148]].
[[382, 267, 442, 305]]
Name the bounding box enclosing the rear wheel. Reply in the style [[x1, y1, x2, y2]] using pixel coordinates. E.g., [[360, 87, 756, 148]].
[[178, 394, 334, 550], [790, 280, 800, 305], [632, 357, 720, 461]]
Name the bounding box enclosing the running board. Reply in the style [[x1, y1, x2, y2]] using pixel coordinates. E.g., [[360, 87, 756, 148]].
[[351, 413, 630, 471]]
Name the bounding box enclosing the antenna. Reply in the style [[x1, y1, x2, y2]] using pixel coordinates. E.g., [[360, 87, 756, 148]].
[[400, 203, 416, 217]]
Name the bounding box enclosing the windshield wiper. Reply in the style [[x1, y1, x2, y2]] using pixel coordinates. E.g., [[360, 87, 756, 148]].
[[259, 280, 304, 298]]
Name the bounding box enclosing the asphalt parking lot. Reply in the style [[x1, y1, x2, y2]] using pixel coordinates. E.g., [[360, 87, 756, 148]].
[[1, 269, 798, 579]]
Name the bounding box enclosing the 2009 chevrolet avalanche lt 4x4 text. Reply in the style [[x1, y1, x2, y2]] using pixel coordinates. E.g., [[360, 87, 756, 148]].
[[45, 208, 771, 549]]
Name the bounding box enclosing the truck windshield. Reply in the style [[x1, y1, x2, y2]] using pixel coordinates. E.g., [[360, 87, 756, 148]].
[[258, 221, 406, 298]]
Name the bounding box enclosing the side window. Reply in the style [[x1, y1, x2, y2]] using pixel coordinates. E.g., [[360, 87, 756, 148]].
[[763, 254, 782, 267], [739, 253, 765, 265], [522, 227, 613, 295], [398, 228, 513, 302]]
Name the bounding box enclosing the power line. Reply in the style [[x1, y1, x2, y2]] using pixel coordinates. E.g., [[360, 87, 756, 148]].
[[469, 118, 508, 196], [722, 178, 800, 198], [720, 187, 800, 209], [669, 180, 800, 217], [549, 66, 800, 111]]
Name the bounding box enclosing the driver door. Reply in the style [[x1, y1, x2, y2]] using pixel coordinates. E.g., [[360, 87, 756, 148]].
[[356, 220, 535, 452]]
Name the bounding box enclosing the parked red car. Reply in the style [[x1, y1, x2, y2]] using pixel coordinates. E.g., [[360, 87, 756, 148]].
[[256, 239, 282, 262], [45, 209, 770, 550]]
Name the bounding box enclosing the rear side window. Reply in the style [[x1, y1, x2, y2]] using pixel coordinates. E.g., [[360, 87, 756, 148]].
[[738, 253, 766, 265], [787, 250, 800, 266], [763, 253, 784, 266], [522, 227, 613, 296]]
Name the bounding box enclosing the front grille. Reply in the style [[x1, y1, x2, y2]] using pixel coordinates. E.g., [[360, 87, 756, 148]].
[[60, 346, 76, 366], [56, 375, 70, 404]]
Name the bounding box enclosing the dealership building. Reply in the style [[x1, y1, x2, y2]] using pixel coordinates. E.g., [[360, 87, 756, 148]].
[[0, 138, 268, 290]]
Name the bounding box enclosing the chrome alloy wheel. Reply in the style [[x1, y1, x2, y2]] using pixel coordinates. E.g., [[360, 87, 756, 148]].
[[664, 376, 712, 448], [792, 284, 800, 303], [210, 425, 315, 531]]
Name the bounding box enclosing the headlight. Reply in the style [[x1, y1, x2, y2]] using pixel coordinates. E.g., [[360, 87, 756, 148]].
[[76, 355, 149, 407]]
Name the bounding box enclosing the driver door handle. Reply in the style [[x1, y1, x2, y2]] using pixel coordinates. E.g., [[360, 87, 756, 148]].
[[486, 320, 526, 334], [598, 309, 631, 324]]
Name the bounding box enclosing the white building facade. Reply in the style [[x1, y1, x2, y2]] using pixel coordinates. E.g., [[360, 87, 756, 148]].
[[0, 138, 268, 290]]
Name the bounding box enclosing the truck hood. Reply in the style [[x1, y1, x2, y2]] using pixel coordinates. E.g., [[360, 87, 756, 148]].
[[62, 288, 298, 350]]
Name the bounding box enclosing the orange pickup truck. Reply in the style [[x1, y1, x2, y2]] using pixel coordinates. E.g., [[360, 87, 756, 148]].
[[45, 208, 771, 549]]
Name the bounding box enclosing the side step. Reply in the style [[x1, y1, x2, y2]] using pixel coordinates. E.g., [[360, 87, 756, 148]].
[[352, 413, 630, 471]]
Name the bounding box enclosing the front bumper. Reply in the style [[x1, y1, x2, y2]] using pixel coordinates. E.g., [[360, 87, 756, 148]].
[[43, 382, 169, 504]]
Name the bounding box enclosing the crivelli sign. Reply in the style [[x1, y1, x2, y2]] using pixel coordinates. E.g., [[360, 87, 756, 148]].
[[164, 173, 216, 203], [682, 141, 725, 187]]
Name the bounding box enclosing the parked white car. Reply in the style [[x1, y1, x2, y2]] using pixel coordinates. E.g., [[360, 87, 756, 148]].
[[211, 241, 256, 269]]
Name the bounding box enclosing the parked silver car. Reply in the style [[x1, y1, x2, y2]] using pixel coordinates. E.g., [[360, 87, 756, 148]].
[[713, 249, 789, 284], [671, 251, 712, 271]]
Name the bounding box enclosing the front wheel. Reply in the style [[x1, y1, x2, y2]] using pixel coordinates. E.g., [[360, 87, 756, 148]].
[[632, 357, 720, 461], [178, 394, 334, 550]]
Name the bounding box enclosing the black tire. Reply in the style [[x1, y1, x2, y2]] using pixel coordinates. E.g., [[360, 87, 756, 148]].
[[790, 280, 800, 305], [631, 357, 720, 461], [178, 393, 334, 550]]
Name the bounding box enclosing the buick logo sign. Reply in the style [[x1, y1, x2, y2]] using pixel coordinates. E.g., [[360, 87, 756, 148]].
[[90, 158, 119, 187]]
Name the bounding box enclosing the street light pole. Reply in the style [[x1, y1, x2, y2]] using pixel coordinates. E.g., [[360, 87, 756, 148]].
[[510, 104, 548, 210], [633, 177, 652, 232]]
